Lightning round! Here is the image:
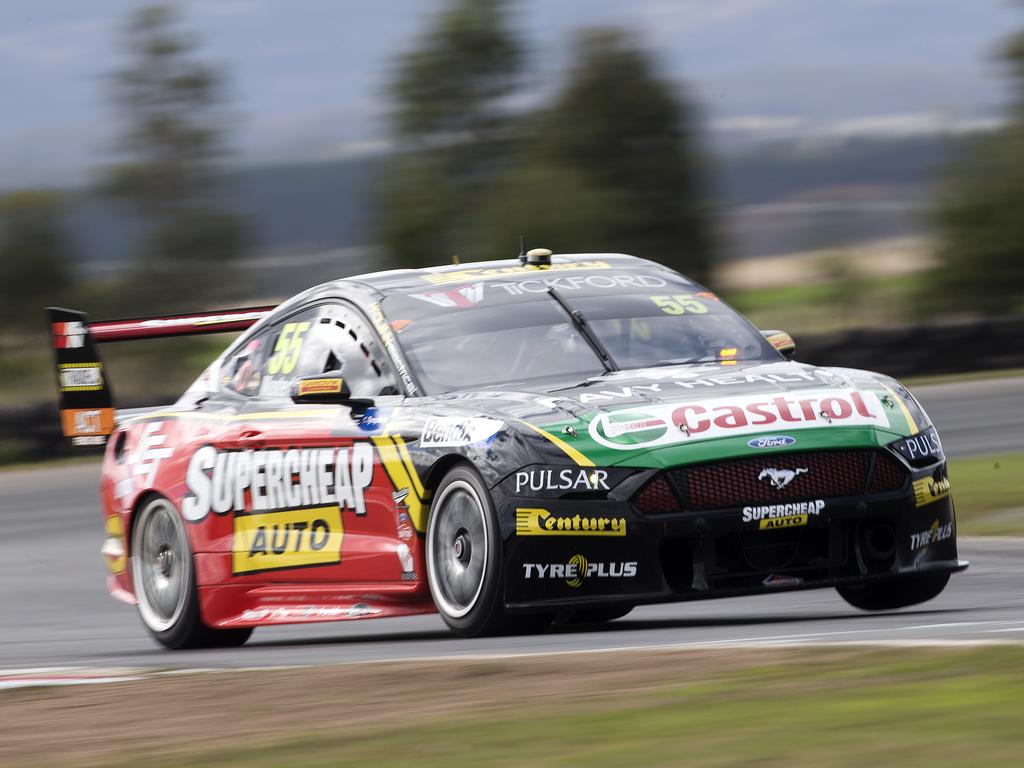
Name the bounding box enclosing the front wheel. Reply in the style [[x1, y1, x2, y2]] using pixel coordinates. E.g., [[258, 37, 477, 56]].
[[836, 571, 950, 612], [131, 496, 252, 650], [426, 465, 511, 637]]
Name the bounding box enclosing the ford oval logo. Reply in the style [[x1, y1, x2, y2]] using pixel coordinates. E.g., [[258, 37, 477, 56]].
[[747, 435, 796, 449]]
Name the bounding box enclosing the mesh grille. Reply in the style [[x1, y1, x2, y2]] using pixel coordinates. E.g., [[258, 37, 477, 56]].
[[633, 450, 907, 514], [634, 475, 678, 514], [867, 451, 907, 493]]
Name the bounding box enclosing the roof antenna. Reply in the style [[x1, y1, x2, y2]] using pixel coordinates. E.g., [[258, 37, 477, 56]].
[[518, 235, 527, 264]]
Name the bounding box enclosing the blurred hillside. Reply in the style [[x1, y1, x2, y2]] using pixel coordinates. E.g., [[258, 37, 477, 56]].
[[53, 133, 959, 298]]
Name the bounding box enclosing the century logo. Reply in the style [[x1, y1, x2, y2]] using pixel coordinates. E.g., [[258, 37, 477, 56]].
[[515, 508, 626, 537]]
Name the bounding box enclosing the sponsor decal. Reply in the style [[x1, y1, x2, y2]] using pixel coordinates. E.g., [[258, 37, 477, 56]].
[[555, 369, 823, 404], [490, 272, 668, 296], [522, 554, 637, 588], [72, 435, 107, 446], [590, 411, 669, 447], [913, 476, 951, 507], [396, 510, 414, 540], [910, 519, 954, 551], [297, 377, 343, 397], [758, 467, 808, 490], [742, 499, 825, 530], [258, 377, 292, 398], [763, 574, 803, 587], [347, 603, 382, 618], [126, 421, 173, 487], [396, 542, 416, 580], [137, 310, 269, 330], [513, 468, 609, 494], [358, 407, 392, 433], [747, 435, 797, 449], [182, 443, 374, 522], [232, 505, 342, 574], [420, 417, 502, 447], [114, 477, 134, 501], [52, 320, 86, 349], [894, 430, 943, 463], [241, 605, 366, 622], [410, 283, 485, 308], [589, 388, 888, 450], [421, 260, 612, 286], [515, 508, 626, 537], [61, 407, 115, 437], [102, 515, 126, 575], [58, 362, 104, 392], [369, 302, 418, 395]]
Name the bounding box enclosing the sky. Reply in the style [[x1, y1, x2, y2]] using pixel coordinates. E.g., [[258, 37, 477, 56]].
[[0, 0, 1019, 187]]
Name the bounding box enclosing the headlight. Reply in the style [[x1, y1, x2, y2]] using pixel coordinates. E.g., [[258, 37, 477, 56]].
[[889, 426, 944, 467]]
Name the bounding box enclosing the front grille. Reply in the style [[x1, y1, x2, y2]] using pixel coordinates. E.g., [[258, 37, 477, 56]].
[[634, 450, 907, 514]]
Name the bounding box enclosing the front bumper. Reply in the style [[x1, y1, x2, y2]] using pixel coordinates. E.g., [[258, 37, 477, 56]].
[[499, 463, 965, 610]]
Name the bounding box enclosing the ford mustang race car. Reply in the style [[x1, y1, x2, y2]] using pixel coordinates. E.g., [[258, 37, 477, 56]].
[[48, 250, 966, 648]]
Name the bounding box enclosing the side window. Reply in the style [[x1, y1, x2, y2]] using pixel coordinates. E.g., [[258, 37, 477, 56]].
[[255, 303, 400, 399], [222, 331, 272, 397]]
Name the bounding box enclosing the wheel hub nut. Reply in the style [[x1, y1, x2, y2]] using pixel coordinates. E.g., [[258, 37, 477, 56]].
[[453, 534, 471, 565]]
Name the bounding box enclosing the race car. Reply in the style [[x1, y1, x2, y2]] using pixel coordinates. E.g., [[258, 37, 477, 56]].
[[48, 249, 966, 649]]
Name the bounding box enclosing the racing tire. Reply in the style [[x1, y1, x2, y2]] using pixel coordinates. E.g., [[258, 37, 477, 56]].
[[131, 496, 252, 650], [836, 571, 950, 612], [567, 605, 634, 624], [426, 464, 512, 637]]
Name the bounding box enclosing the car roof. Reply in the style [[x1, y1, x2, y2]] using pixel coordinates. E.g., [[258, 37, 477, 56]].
[[337, 252, 676, 295]]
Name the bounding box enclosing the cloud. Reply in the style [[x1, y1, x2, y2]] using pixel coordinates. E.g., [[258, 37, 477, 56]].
[[824, 112, 1006, 138]]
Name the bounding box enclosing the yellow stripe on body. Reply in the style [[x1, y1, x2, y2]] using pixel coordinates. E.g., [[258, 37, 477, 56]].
[[371, 435, 429, 533], [881, 384, 919, 436], [514, 420, 594, 467]]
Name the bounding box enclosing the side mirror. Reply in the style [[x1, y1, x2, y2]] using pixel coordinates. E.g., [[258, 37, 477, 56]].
[[761, 330, 797, 361], [289, 373, 373, 409]]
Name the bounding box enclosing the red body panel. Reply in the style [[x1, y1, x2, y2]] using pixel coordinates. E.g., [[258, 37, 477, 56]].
[[102, 406, 437, 628]]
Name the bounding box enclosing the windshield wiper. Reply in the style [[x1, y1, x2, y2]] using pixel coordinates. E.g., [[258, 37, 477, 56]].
[[547, 287, 619, 373]]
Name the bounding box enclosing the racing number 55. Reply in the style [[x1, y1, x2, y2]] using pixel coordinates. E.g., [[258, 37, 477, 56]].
[[650, 294, 707, 315], [267, 321, 310, 376]]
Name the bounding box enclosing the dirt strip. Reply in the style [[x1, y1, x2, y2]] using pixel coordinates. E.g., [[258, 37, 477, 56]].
[[0, 648, 809, 767]]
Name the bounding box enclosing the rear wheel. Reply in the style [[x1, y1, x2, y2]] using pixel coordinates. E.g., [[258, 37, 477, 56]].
[[837, 571, 950, 611], [132, 496, 252, 650], [427, 465, 532, 637]]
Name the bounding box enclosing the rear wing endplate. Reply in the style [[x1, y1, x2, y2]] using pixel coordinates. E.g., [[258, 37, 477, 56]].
[[46, 305, 274, 445]]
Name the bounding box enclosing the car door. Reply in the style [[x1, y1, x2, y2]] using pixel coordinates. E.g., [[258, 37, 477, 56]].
[[216, 300, 415, 584]]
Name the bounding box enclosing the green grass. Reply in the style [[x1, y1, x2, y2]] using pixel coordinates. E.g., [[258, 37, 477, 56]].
[[81, 647, 1024, 768], [728, 274, 921, 335], [948, 452, 1024, 535]]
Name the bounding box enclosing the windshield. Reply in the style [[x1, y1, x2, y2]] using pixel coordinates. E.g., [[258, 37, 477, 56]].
[[380, 268, 779, 393]]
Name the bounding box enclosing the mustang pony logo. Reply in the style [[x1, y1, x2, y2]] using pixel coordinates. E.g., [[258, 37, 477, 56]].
[[758, 467, 808, 490]]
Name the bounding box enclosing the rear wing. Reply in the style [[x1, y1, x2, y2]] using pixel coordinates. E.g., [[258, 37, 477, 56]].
[[46, 305, 274, 446]]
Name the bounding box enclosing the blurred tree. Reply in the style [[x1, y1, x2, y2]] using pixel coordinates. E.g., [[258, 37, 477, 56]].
[[376, 0, 523, 267], [523, 29, 714, 282], [927, 32, 1024, 315], [103, 4, 245, 309], [0, 191, 74, 329]]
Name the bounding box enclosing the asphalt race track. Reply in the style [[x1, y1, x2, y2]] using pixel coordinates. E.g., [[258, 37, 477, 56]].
[[1, 377, 1021, 671]]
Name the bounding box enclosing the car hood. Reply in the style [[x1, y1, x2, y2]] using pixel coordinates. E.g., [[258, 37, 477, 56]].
[[447, 360, 925, 469]]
